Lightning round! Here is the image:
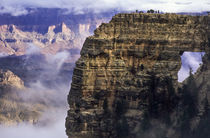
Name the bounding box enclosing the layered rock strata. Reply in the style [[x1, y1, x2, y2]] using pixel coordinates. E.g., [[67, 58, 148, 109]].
[[0, 9, 112, 56], [0, 9, 113, 126], [66, 13, 210, 138]]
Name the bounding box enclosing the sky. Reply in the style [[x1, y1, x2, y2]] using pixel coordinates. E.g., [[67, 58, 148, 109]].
[[178, 52, 205, 82], [0, 1, 208, 137], [0, 0, 209, 16]]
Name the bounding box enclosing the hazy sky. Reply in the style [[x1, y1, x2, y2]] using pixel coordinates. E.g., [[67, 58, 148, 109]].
[[178, 52, 204, 82], [0, 0, 209, 15]]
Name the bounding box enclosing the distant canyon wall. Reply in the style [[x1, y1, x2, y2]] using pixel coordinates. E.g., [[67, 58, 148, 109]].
[[0, 9, 114, 125], [0, 9, 113, 56]]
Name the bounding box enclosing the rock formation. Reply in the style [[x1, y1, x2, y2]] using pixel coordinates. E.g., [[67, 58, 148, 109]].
[[0, 9, 114, 126], [0, 23, 75, 55], [0, 69, 66, 126], [0, 9, 113, 56], [66, 13, 210, 138], [0, 69, 38, 125], [0, 69, 24, 89]]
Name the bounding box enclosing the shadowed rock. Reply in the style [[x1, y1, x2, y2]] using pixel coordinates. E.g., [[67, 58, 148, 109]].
[[66, 13, 210, 138]]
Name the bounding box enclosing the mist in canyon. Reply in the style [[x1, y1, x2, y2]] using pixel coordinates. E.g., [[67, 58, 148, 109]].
[[0, 44, 72, 138], [0, 111, 67, 138], [0, 1, 209, 137], [0, 9, 110, 137]]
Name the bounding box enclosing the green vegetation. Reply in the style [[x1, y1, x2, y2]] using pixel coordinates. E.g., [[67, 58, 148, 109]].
[[115, 100, 128, 117], [179, 69, 199, 137], [192, 97, 210, 138], [147, 9, 160, 13], [103, 98, 108, 114], [114, 99, 129, 137], [147, 9, 155, 13], [116, 117, 129, 138], [138, 74, 178, 137]]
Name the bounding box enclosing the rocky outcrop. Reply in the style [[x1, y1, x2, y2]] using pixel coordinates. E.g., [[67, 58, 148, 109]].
[[0, 69, 24, 89], [66, 13, 210, 138]]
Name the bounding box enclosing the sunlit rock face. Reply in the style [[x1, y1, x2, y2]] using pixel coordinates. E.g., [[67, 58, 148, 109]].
[[0, 69, 24, 89], [0, 8, 113, 56], [0, 9, 114, 126], [66, 13, 210, 138]]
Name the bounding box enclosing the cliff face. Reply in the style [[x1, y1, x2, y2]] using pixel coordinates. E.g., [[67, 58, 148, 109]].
[[66, 13, 210, 138]]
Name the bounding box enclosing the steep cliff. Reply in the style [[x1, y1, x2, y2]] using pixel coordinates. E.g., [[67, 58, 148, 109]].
[[66, 13, 210, 138]]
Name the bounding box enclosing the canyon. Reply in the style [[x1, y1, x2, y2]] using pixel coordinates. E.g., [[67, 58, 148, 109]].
[[0, 8, 114, 125], [66, 13, 210, 138], [1, 7, 210, 138]]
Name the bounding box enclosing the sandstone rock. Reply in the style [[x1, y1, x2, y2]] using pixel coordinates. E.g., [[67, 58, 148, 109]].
[[66, 13, 210, 138], [0, 10, 112, 56], [0, 69, 24, 89]]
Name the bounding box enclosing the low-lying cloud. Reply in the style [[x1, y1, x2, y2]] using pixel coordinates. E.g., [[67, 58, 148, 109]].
[[0, 52, 9, 58], [0, 110, 67, 138], [47, 51, 70, 71], [0, 0, 209, 16], [26, 43, 41, 55], [0, 43, 72, 138]]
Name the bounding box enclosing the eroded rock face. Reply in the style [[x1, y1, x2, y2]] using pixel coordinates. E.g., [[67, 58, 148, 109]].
[[0, 69, 61, 126], [0, 9, 113, 56], [0, 69, 37, 126], [0, 69, 24, 89], [0, 9, 114, 126], [0, 23, 75, 55], [66, 13, 210, 138]]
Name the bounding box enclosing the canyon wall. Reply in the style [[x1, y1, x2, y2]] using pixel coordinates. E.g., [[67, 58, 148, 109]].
[[0, 9, 114, 125], [66, 13, 210, 138], [0, 9, 113, 56]]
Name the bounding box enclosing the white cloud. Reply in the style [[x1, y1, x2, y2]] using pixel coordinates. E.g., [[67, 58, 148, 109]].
[[26, 43, 41, 55], [0, 110, 67, 138], [47, 51, 70, 71], [0, 0, 209, 16], [0, 42, 72, 138], [0, 52, 9, 57]]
